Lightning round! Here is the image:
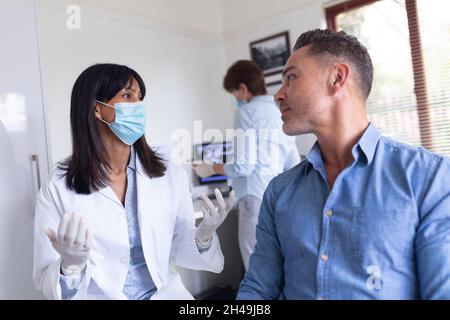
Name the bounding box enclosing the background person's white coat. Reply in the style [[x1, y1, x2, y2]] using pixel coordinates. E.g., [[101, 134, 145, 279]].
[[33, 156, 224, 300]]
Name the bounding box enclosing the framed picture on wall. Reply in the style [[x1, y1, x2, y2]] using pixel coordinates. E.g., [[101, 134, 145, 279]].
[[266, 80, 283, 96], [265, 72, 283, 96], [250, 31, 291, 76]]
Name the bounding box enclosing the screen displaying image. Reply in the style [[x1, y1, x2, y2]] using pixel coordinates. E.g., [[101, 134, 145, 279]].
[[194, 141, 233, 184]]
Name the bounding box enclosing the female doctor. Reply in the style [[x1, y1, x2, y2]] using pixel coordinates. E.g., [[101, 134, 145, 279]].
[[33, 63, 235, 300]]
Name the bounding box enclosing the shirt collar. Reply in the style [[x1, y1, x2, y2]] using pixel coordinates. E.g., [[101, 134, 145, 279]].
[[250, 95, 275, 103], [306, 123, 381, 171], [352, 123, 381, 165], [306, 142, 321, 169]]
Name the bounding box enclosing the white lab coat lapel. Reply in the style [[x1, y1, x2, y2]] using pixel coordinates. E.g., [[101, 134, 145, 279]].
[[97, 186, 123, 208], [135, 158, 173, 290], [89, 186, 127, 300]]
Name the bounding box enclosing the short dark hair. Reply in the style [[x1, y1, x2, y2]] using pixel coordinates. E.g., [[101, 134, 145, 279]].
[[223, 60, 267, 95], [294, 29, 373, 99], [59, 63, 166, 194]]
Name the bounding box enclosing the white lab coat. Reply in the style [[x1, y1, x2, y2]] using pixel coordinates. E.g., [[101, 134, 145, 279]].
[[33, 157, 224, 300]]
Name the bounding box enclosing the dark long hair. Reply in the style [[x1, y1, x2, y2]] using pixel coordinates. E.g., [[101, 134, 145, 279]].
[[59, 63, 166, 194]]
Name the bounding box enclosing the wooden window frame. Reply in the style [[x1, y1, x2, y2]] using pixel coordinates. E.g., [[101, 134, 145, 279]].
[[325, 0, 433, 149]]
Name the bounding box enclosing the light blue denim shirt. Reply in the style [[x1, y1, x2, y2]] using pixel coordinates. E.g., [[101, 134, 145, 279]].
[[224, 95, 300, 201], [237, 123, 450, 300]]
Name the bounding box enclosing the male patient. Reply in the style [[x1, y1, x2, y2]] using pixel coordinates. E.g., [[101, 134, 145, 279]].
[[237, 29, 450, 299]]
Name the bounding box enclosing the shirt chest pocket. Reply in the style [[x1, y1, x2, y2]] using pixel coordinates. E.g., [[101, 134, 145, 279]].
[[350, 205, 416, 268]]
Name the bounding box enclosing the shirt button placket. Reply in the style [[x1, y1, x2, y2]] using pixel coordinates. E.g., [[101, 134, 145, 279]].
[[317, 205, 333, 300]]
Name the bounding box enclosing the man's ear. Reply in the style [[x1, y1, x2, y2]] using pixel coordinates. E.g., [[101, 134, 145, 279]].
[[329, 63, 350, 94]]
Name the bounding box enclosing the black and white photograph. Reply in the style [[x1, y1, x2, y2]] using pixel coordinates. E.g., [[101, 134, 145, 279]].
[[265, 72, 283, 95], [250, 31, 291, 76]]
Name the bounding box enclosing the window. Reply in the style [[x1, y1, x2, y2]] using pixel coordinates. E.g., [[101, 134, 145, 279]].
[[326, 0, 450, 156]]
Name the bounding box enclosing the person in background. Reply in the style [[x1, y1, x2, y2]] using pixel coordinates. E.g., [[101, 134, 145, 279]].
[[33, 63, 235, 300], [193, 60, 300, 271], [237, 29, 450, 299]]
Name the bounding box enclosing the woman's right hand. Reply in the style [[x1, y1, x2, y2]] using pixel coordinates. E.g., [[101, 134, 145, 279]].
[[44, 212, 90, 274], [195, 189, 236, 243]]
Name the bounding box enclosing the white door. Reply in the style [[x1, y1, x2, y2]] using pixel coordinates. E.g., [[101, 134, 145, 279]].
[[0, 0, 49, 299]]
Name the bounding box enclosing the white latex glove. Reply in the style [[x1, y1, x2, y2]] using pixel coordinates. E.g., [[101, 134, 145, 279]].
[[44, 212, 91, 274], [193, 163, 215, 178], [195, 188, 236, 243]]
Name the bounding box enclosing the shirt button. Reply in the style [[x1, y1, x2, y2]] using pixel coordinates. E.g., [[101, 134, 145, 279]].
[[321, 254, 329, 262], [325, 210, 333, 217]]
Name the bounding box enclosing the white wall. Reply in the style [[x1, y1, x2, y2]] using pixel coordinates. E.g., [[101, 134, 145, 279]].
[[220, 0, 321, 34], [36, 0, 234, 166], [84, 0, 224, 37], [37, 0, 338, 165], [37, 0, 343, 165], [220, 0, 334, 156]]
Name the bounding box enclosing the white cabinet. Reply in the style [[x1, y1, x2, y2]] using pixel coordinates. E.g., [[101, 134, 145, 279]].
[[0, 0, 49, 299]]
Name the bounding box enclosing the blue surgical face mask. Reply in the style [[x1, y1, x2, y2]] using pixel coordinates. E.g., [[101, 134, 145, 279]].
[[95, 100, 146, 145], [235, 99, 248, 109]]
